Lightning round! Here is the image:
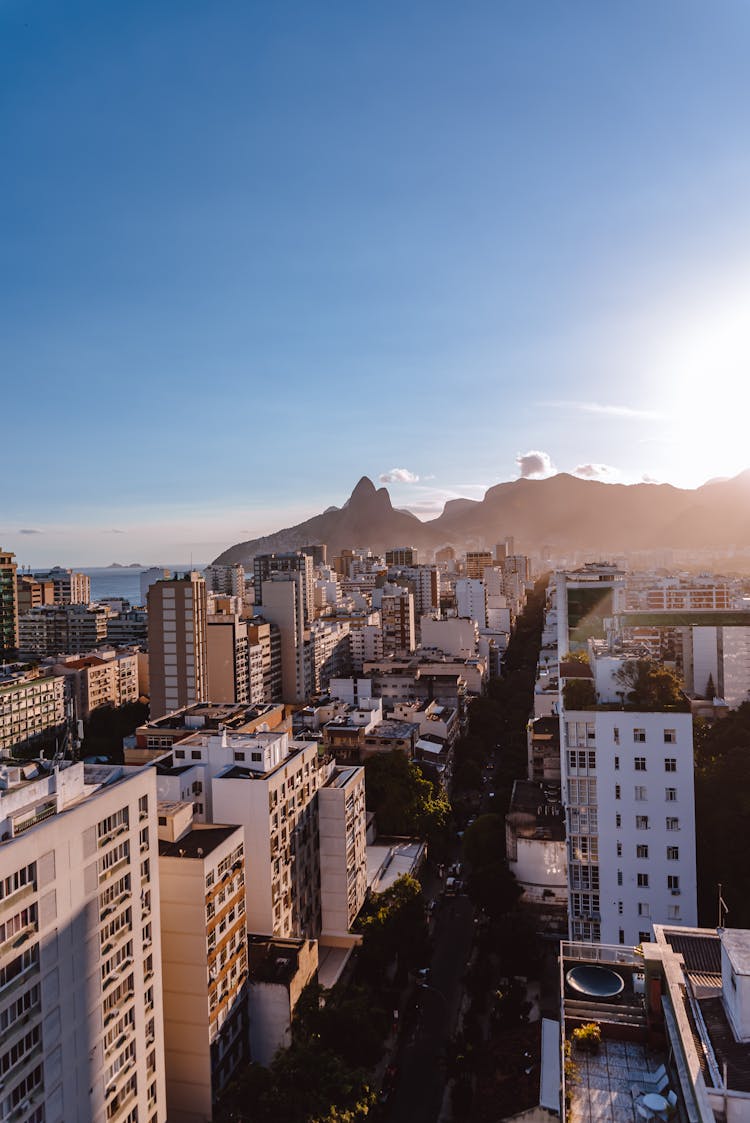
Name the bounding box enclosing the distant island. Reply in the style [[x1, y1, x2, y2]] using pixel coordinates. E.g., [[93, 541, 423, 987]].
[[107, 563, 143, 568]]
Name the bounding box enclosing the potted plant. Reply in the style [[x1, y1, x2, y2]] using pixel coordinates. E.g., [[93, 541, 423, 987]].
[[571, 1021, 602, 1054]]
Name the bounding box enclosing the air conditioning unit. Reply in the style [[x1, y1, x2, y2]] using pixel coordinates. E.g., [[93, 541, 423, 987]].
[[671, 889, 681, 896]]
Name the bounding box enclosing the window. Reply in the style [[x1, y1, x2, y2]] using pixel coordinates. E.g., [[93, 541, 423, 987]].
[[636, 816, 649, 830], [664, 729, 676, 744], [615, 814, 622, 828], [666, 817, 679, 831], [174, 749, 185, 759], [618, 901, 623, 915], [667, 846, 679, 861], [665, 758, 677, 772], [639, 932, 652, 944], [634, 728, 646, 743], [668, 875, 680, 891], [234, 752, 245, 762], [634, 786, 647, 801], [614, 755, 620, 770], [619, 929, 625, 944], [634, 757, 647, 771], [636, 845, 649, 859], [616, 842, 622, 856], [157, 816, 166, 826], [668, 904, 681, 920], [613, 727, 620, 745], [191, 750, 201, 760], [617, 870, 623, 886], [637, 873, 650, 887], [615, 784, 621, 800], [638, 902, 650, 917], [251, 752, 263, 762], [665, 788, 677, 802]]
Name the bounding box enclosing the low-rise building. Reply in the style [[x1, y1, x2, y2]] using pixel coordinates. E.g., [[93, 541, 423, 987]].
[[18, 603, 109, 657], [505, 779, 567, 935], [247, 937, 318, 1066], [127, 701, 286, 764]]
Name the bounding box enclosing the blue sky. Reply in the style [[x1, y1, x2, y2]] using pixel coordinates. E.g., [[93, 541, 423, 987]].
[[3, 1, 750, 564]]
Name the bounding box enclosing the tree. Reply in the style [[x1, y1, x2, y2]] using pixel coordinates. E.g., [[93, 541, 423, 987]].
[[462, 814, 505, 868], [357, 874, 429, 984], [562, 679, 596, 709], [467, 862, 521, 920], [364, 751, 449, 838], [614, 659, 684, 709]]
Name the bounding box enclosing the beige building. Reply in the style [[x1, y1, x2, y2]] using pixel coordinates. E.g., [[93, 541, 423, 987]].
[[0, 664, 66, 758], [31, 566, 91, 605], [465, 551, 494, 580], [246, 618, 282, 703], [53, 647, 139, 719], [318, 766, 368, 939], [16, 574, 54, 615], [158, 804, 248, 1122], [206, 611, 250, 704], [128, 701, 286, 764], [0, 758, 167, 1123], [148, 573, 208, 720]]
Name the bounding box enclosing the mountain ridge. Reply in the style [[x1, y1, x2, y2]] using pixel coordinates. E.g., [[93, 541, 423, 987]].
[[213, 471, 750, 564]]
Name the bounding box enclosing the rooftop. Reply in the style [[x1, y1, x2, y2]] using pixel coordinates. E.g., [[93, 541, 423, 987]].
[[159, 824, 239, 860], [507, 779, 565, 841]]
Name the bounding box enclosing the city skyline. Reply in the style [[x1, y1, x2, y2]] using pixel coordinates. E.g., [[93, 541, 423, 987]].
[[3, 2, 750, 561]]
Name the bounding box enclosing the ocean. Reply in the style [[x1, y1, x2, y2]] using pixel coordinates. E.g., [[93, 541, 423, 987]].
[[81, 565, 207, 605]]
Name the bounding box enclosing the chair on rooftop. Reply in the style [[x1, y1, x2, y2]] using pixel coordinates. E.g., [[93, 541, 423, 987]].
[[654, 1074, 669, 1094], [636, 1104, 655, 1121], [666, 1089, 678, 1114]]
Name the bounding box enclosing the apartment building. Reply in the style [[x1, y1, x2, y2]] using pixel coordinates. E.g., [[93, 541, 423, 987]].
[[51, 648, 139, 720], [202, 564, 245, 600], [455, 577, 486, 625], [0, 665, 66, 758], [555, 564, 626, 657], [31, 566, 91, 605], [246, 618, 282, 703], [258, 575, 309, 703], [464, 551, 493, 580], [0, 758, 166, 1123], [128, 701, 286, 764], [147, 573, 208, 720], [151, 728, 335, 940], [385, 547, 418, 567], [308, 618, 351, 693], [561, 653, 697, 947], [0, 549, 19, 659], [318, 766, 368, 939], [157, 804, 248, 1122], [16, 575, 54, 615], [205, 611, 250, 704], [374, 585, 415, 654], [253, 553, 314, 625], [18, 603, 109, 658]]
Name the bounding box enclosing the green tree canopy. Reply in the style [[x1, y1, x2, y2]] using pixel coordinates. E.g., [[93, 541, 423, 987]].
[[614, 659, 684, 709], [364, 750, 449, 837]]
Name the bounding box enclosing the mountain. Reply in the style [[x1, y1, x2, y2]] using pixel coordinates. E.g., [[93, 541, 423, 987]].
[[213, 470, 750, 564]]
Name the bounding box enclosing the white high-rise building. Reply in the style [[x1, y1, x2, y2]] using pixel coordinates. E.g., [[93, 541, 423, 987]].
[[561, 654, 697, 947], [455, 577, 486, 626], [0, 758, 166, 1123]]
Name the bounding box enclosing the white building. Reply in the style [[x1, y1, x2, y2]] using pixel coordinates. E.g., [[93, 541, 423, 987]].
[[561, 655, 697, 947], [455, 577, 486, 626], [202, 564, 245, 600], [0, 664, 66, 757], [0, 758, 166, 1123]]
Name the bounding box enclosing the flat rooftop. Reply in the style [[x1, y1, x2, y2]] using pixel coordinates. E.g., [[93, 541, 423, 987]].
[[159, 824, 238, 859], [508, 779, 565, 842]]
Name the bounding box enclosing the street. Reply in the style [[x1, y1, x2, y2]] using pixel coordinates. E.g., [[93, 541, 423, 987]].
[[384, 890, 476, 1123]]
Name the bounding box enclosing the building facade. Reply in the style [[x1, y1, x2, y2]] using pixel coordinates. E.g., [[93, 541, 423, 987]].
[[147, 574, 208, 720]]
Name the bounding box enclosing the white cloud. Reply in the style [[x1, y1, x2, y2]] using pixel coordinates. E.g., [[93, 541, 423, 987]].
[[516, 450, 556, 479], [379, 468, 420, 484], [573, 463, 619, 480], [542, 399, 662, 420], [641, 474, 661, 484]]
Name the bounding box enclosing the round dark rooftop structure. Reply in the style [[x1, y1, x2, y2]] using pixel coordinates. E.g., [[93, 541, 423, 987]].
[[566, 964, 625, 1000]]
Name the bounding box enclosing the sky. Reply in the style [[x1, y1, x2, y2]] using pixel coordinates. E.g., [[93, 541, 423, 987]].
[[3, 0, 750, 565]]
